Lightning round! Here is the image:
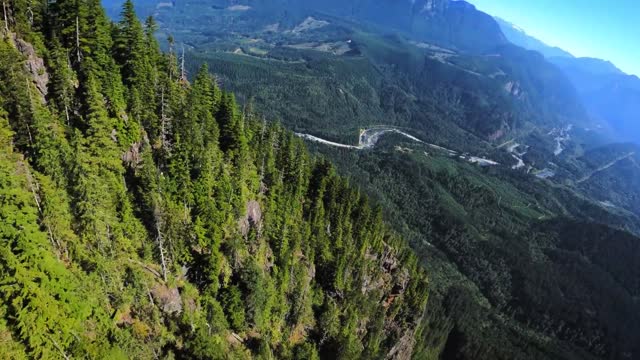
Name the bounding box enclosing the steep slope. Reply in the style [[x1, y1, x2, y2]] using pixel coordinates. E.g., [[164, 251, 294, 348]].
[[309, 0, 508, 53], [310, 140, 640, 360], [0, 1, 428, 358], [306, 139, 639, 359], [550, 57, 624, 76]]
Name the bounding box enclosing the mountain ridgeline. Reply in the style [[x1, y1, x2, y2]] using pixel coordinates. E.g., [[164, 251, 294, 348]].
[[282, 0, 508, 53], [121, 0, 507, 53], [494, 17, 574, 59], [495, 16, 640, 143], [0, 1, 428, 359]]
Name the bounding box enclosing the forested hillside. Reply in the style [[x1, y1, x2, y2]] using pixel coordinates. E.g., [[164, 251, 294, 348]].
[[110, 1, 640, 359], [0, 1, 428, 358]]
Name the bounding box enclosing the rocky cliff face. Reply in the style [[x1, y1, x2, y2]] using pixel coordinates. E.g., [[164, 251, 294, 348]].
[[410, 0, 507, 52], [421, 0, 447, 13], [12, 34, 49, 101]]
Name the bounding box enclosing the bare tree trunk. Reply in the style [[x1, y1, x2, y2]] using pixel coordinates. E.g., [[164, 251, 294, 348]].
[[168, 40, 174, 81], [64, 52, 72, 125], [128, 258, 162, 279], [160, 88, 171, 152], [24, 78, 34, 146], [259, 116, 267, 190], [2, 1, 8, 33], [160, 88, 166, 143], [49, 337, 71, 360], [180, 45, 186, 81], [75, 16, 81, 63], [26, 6, 33, 26], [24, 163, 60, 251], [156, 228, 168, 282], [154, 201, 169, 282], [64, 103, 70, 125]]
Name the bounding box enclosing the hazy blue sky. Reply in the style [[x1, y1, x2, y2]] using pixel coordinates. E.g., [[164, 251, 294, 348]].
[[466, 0, 640, 76]]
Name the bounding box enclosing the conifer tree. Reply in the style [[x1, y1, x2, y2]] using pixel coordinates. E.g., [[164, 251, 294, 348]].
[[47, 37, 78, 126], [218, 92, 248, 159]]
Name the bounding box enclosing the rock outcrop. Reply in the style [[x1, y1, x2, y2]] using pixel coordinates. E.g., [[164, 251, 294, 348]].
[[151, 284, 183, 315], [13, 34, 48, 101]]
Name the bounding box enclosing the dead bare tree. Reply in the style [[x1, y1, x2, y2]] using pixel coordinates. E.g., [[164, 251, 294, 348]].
[[168, 36, 175, 81], [154, 168, 172, 282], [259, 116, 268, 192], [24, 78, 34, 146], [154, 202, 169, 282], [160, 87, 172, 153], [180, 45, 187, 82], [24, 164, 60, 252], [2, 1, 8, 33], [26, 6, 33, 26], [75, 16, 81, 63]]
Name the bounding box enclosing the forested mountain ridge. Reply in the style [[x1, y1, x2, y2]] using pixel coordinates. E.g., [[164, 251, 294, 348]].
[[105, 0, 506, 53], [551, 59, 640, 143], [0, 1, 428, 358]]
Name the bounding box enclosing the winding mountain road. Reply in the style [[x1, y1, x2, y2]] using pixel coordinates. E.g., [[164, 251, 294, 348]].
[[296, 127, 499, 166], [576, 152, 635, 183], [296, 127, 430, 150]]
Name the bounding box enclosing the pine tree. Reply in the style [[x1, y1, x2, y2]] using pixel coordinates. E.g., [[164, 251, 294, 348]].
[[113, 0, 145, 85], [0, 37, 33, 151], [49, 0, 90, 66], [47, 37, 78, 127], [113, 1, 160, 144], [217, 92, 248, 159]]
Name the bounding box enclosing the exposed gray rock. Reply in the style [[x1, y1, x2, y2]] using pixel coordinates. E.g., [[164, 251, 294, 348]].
[[239, 200, 262, 237], [385, 328, 417, 360], [122, 141, 143, 168], [151, 284, 183, 315], [13, 35, 48, 101]]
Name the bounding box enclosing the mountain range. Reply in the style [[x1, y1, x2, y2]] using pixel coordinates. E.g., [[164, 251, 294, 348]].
[[495, 16, 640, 143]]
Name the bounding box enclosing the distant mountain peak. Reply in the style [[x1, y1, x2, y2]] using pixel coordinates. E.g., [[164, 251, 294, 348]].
[[493, 17, 628, 78], [551, 56, 624, 76], [509, 23, 525, 33], [494, 17, 574, 59]]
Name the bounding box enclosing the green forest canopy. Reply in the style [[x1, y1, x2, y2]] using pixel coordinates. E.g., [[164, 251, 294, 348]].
[[0, 0, 428, 358]]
